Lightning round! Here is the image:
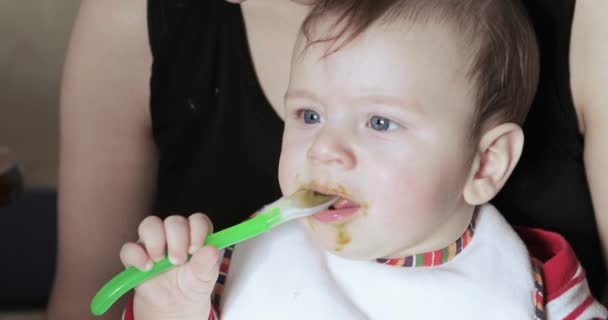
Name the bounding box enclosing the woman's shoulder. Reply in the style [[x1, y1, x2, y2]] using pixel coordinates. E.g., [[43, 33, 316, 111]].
[[63, 0, 152, 118]]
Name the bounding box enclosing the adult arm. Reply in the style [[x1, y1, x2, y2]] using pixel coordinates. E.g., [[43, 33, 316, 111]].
[[45, 0, 157, 318], [570, 0, 608, 302]]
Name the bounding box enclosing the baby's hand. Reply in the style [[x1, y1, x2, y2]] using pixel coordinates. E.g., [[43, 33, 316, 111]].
[[120, 213, 219, 319]]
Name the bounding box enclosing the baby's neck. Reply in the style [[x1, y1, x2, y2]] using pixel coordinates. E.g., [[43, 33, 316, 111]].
[[377, 209, 477, 268], [383, 205, 477, 259]]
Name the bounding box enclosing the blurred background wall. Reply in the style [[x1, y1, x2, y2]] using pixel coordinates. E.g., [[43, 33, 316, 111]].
[[0, 0, 81, 188]]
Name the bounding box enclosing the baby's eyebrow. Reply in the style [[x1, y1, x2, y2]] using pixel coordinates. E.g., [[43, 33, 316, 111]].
[[358, 94, 422, 114], [284, 89, 321, 103]]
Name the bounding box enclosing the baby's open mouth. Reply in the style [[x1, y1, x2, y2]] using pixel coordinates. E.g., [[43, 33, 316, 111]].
[[307, 188, 361, 223], [328, 197, 361, 211]]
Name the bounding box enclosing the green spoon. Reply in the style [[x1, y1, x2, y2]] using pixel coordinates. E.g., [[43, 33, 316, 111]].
[[90, 190, 337, 316]]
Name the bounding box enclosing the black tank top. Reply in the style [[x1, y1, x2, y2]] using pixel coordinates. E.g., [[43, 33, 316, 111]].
[[147, 0, 605, 295]]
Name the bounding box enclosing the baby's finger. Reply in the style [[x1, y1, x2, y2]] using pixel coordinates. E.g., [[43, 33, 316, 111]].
[[164, 215, 190, 265], [188, 213, 213, 254], [185, 246, 220, 293], [138, 216, 166, 262], [120, 242, 153, 271]]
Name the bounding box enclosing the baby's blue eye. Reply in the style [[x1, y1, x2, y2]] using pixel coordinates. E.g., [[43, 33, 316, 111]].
[[302, 110, 321, 124], [369, 116, 399, 131]]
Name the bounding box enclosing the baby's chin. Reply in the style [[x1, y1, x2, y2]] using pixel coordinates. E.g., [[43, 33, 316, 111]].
[[306, 232, 381, 260], [327, 244, 402, 263]]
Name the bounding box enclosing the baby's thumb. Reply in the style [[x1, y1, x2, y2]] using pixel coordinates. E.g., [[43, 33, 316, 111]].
[[183, 246, 220, 295]]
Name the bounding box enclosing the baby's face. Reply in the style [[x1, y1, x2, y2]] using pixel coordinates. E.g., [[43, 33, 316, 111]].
[[279, 21, 479, 260]]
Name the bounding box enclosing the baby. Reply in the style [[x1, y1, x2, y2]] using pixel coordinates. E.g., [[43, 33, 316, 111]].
[[119, 0, 606, 319]]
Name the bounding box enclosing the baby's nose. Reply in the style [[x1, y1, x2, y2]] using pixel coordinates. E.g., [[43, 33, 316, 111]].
[[306, 129, 356, 169]]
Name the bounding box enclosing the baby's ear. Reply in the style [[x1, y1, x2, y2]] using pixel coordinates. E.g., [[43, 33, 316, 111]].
[[463, 123, 524, 205]]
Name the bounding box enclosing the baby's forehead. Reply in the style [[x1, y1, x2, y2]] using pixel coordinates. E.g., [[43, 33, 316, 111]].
[[289, 23, 478, 121]]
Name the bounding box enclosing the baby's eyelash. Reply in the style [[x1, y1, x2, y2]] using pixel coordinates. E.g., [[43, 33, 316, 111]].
[[292, 108, 322, 124]]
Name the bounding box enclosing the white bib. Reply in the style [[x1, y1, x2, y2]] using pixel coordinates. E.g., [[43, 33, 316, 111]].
[[221, 204, 535, 319]]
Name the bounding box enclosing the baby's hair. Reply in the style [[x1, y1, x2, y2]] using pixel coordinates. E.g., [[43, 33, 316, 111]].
[[302, 0, 540, 137]]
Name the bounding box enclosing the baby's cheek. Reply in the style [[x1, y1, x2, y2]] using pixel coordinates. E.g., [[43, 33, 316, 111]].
[[277, 167, 292, 196], [278, 148, 303, 196], [375, 171, 442, 224], [277, 153, 292, 194]]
